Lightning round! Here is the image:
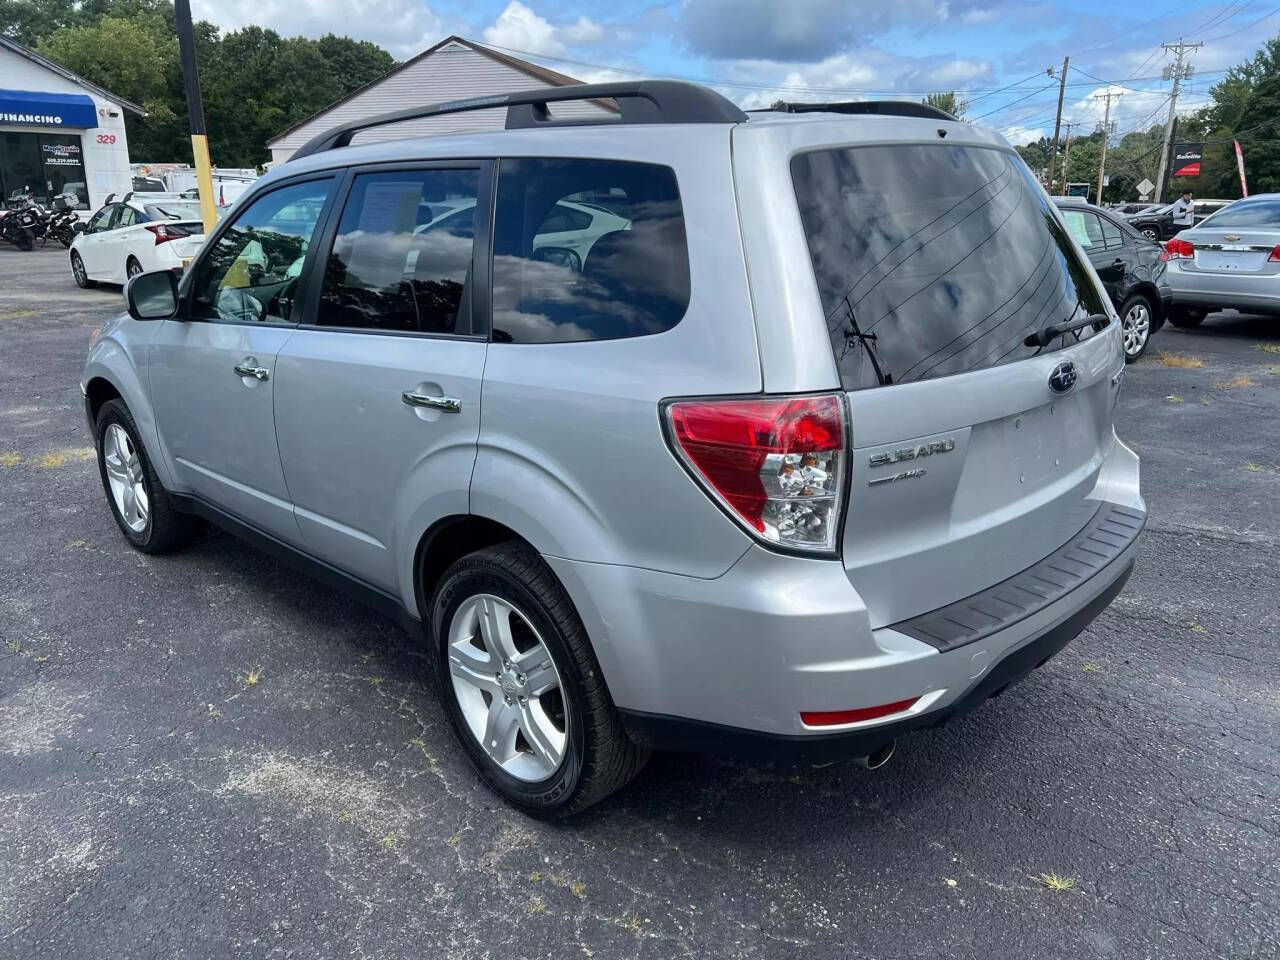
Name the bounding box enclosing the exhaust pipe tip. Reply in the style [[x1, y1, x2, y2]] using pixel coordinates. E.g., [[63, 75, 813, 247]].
[[856, 740, 895, 770]]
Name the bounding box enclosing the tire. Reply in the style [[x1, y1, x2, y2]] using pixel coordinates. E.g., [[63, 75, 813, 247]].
[[1118, 293, 1154, 362], [1168, 307, 1206, 329], [126, 256, 143, 279], [14, 228, 33, 252], [1141, 227, 1160, 242], [94, 398, 200, 553], [430, 541, 649, 816], [71, 251, 95, 288]]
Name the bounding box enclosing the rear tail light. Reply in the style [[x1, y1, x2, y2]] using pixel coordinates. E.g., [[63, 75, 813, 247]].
[[664, 393, 846, 554], [1269, 245, 1280, 263], [145, 223, 193, 246], [1161, 237, 1194, 261]]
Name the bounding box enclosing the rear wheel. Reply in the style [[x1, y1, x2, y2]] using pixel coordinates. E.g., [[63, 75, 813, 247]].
[[431, 541, 649, 816], [14, 228, 33, 252], [1119, 293, 1154, 362], [126, 256, 143, 279], [71, 251, 95, 288], [1141, 226, 1160, 241], [1168, 307, 1207, 329]]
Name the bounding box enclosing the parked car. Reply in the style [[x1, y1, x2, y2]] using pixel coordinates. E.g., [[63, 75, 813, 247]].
[[1113, 202, 1161, 216], [1053, 199, 1170, 360], [70, 193, 206, 287], [1162, 192, 1280, 327], [1128, 198, 1234, 241], [80, 83, 1145, 816]]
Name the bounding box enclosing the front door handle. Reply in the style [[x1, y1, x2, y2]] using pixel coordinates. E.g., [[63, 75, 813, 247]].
[[402, 390, 462, 413], [234, 358, 270, 381]]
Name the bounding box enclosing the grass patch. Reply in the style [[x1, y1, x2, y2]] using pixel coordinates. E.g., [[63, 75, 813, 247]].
[[1190, 623, 1208, 634], [1215, 374, 1256, 390], [527, 896, 546, 915], [0, 452, 20, 468], [1165, 394, 1184, 404], [1034, 873, 1076, 892], [1082, 661, 1104, 673], [1158, 351, 1204, 369], [1256, 342, 1280, 354], [1244, 463, 1270, 473], [33, 447, 95, 468], [243, 664, 264, 687], [381, 833, 395, 850]]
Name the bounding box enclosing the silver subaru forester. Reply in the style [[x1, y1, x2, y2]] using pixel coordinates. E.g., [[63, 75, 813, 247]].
[[81, 83, 1145, 815]]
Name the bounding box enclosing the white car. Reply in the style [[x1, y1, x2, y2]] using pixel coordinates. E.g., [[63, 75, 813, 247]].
[[70, 194, 206, 288]]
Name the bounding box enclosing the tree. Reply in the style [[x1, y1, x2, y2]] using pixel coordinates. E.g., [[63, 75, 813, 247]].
[[922, 91, 968, 120]]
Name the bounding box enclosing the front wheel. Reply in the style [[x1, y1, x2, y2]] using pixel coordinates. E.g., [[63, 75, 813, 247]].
[[431, 542, 649, 816], [1141, 227, 1160, 241], [1119, 293, 1154, 362], [71, 251, 95, 288]]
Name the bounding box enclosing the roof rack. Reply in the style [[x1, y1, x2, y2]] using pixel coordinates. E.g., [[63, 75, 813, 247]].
[[764, 100, 957, 121], [289, 81, 749, 161]]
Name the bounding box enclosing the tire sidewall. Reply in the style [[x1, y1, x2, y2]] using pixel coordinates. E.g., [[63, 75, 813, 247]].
[[1119, 293, 1153, 362], [432, 563, 587, 813], [71, 252, 89, 287], [95, 401, 154, 548]]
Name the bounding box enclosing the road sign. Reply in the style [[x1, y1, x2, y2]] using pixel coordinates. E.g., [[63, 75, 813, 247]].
[[1102, 174, 1110, 187], [1136, 177, 1154, 198]]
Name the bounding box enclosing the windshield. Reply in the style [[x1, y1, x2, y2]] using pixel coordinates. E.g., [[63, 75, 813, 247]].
[[791, 143, 1107, 391], [1199, 197, 1280, 228], [145, 202, 204, 222]]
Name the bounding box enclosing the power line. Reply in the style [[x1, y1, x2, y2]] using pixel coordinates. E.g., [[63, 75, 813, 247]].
[[1202, 4, 1280, 40]]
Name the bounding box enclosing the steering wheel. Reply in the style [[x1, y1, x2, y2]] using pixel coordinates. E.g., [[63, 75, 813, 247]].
[[214, 286, 265, 323], [266, 276, 300, 320]]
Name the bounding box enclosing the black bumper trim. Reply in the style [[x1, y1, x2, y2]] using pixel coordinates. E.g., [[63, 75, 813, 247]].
[[890, 501, 1145, 652], [619, 559, 1134, 764]]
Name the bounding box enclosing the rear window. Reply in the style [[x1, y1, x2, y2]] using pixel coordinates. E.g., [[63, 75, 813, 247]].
[[1199, 197, 1280, 228], [490, 158, 690, 343], [145, 202, 203, 221], [792, 144, 1108, 390]]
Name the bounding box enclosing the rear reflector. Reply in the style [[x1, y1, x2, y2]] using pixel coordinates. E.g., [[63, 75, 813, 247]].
[[801, 697, 920, 727], [665, 394, 846, 553]]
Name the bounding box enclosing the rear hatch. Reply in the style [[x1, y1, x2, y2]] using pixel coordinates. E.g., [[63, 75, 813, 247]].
[[789, 140, 1121, 627], [1181, 229, 1279, 277]]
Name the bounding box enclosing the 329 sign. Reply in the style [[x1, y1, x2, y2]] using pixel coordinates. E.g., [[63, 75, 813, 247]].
[[96, 133, 116, 145]]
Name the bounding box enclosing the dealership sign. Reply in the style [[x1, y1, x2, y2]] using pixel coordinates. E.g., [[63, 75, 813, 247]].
[[0, 89, 98, 128], [1172, 142, 1204, 178]]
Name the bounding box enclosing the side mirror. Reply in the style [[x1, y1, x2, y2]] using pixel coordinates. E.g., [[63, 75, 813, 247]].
[[73, 221, 87, 234], [126, 269, 179, 321]]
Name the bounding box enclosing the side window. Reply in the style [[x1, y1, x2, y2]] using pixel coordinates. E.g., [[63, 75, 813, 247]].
[[1099, 216, 1123, 249], [86, 205, 114, 233], [1063, 210, 1103, 249], [116, 206, 138, 229], [491, 158, 690, 343], [316, 168, 478, 334], [190, 178, 333, 324]]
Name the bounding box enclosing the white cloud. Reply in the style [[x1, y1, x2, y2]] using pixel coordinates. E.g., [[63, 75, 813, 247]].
[[482, 1, 604, 58], [1000, 124, 1046, 146], [191, 0, 446, 59], [961, 8, 998, 24], [927, 58, 991, 85]]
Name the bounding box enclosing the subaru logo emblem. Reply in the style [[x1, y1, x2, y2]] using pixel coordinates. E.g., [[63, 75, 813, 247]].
[[1048, 361, 1077, 394]]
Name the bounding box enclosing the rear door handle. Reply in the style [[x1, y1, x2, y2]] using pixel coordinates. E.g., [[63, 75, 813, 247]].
[[234, 358, 270, 381], [402, 391, 462, 413]]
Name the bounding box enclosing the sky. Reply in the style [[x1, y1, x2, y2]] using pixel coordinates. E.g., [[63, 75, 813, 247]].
[[189, 0, 1280, 145]]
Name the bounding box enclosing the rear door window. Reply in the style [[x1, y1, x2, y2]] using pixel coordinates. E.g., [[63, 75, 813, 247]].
[[1099, 216, 1123, 249], [316, 168, 479, 334], [490, 158, 690, 343], [791, 144, 1108, 390]]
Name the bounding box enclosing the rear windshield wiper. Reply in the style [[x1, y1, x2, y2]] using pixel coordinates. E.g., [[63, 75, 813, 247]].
[[1024, 313, 1110, 349]]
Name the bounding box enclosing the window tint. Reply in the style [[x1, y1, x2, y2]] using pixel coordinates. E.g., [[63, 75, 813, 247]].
[[317, 169, 478, 334], [1062, 210, 1104, 249], [1200, 197, 1280, 228], [86, 205, 114, 233], [1099, 216, 1123, 248], [146, 202, 203, 221], [491, 158, 690, 343], [791, 144, 1107, 391], [191, 178, 332, 324], [116, 206, 139, 229]]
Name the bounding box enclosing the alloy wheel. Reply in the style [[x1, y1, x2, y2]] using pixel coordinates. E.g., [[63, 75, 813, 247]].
[[72, 254, 86, 285], [447, 593, 567, 782], [1123, 302, 1151, 357], [102, 423, 149, 533]]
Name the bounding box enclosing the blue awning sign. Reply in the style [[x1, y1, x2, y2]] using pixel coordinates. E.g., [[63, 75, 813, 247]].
[[0, 89, 98, 128]]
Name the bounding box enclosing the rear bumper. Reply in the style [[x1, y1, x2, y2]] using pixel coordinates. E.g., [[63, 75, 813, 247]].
[[1167, 264, 1280, 314], [621, 559, 1133, 763]]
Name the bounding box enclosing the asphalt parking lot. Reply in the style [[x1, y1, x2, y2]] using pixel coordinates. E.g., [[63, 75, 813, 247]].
[[1, 243, 1277, 960]]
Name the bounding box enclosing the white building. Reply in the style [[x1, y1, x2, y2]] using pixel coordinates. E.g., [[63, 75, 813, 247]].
[[267, 36, 613, 165], [0, 36, 142, 210]]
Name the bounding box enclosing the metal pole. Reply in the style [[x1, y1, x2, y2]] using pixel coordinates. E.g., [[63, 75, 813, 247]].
[[175, 0, 217, 234], [1046, 57, 1069, 193], [1153, 39, 1202, 204]]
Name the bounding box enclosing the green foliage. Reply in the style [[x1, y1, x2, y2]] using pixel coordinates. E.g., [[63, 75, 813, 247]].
[[6, 0, 399, 167], [922, 91, 968, 120]]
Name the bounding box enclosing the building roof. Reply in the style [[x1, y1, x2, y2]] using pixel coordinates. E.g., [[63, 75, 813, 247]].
[[268, 34, 610, 147], [0, 35, 146, 115]]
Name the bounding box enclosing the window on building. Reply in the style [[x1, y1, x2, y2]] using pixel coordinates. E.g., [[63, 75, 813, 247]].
[[490, 158, 690, 343], [0, 132, 87, 209], [317, 169, 479, 334]]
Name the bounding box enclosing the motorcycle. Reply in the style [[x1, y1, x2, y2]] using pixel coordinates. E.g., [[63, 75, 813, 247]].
[[45, 192, 83, 248], [0, 192, 39, 251]]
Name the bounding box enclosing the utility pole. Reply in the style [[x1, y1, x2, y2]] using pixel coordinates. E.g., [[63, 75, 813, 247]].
[[1153, 39, 1202, 204], [175, 0, 216, 234], [1060, 121, 1077, 195], [1096, 90, 1121, 204], [1046, 56, 1070, 194]]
